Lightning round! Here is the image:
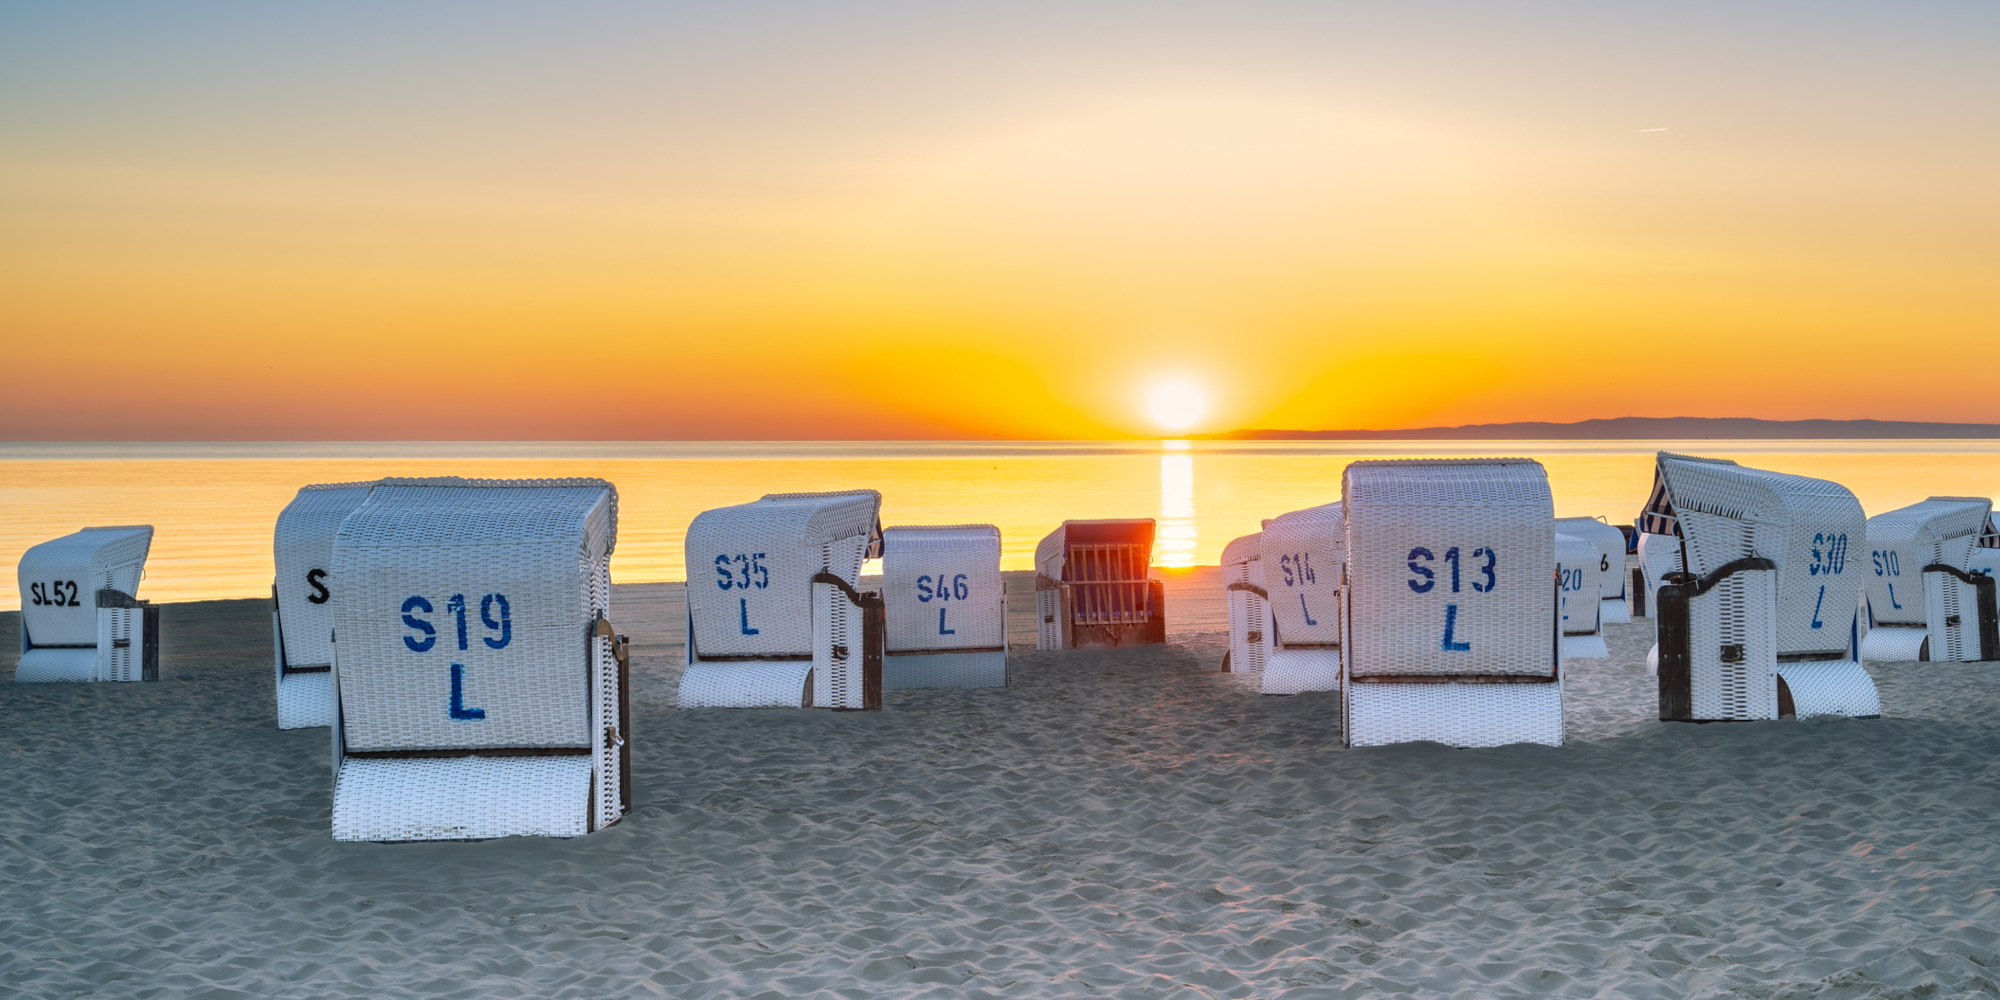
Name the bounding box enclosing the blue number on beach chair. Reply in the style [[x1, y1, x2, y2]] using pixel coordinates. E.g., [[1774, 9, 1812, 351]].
[[481, 594, 511, 649], [449, 663, 486, 720], [1440, 603, 1471, 652], [402, 596, 436, 652]]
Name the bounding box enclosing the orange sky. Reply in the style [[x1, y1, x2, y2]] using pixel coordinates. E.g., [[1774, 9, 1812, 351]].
[[3, 3, 1996, 440]]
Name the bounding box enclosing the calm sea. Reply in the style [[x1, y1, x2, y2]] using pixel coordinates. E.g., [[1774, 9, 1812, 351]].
[[7, 440, 2000, 606]]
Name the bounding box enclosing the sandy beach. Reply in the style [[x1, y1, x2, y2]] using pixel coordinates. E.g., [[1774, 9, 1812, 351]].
[[5, 568, 1999, 999]]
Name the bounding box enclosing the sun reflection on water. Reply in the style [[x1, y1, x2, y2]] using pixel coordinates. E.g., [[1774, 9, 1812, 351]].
[[1157, 442, 1197, 568]]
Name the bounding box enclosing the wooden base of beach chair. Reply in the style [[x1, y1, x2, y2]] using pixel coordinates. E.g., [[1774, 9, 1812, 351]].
[[276, 671, 333, 729], [332, 757, 595, 842], [1560, 634, 1610, 660], [1859, 625, 1929, 662], [1775, 661, 1881, 718], [1599, 597, 1632, 626], [1343, 678, 1565, 748], [883, 649, 1006, 690], [1262, 648, 1338, 695], [15, 647, 99, 682]]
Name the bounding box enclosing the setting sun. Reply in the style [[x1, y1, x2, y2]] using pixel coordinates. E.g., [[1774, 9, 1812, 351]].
[[1146, 380, 1208, 433]]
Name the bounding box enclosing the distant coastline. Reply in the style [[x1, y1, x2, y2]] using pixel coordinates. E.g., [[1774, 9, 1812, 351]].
[[1207, 417, 2000, 441]]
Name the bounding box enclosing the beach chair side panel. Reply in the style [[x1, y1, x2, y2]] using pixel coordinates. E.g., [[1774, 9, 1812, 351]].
[[273, 482, 376, 728], [1223, 557, 1268, 675]]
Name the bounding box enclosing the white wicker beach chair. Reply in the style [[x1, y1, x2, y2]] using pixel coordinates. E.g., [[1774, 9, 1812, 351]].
[[1556, 532, 1610, 660], [1341, 460, 1562, 748], [272, 481, 378, 729], [1633, 530, 1682, 622], [880, 524, 1007, 690], [1260, 502, 1344, 695], [1644, 453, 1878, 722], [1858, 497, 1999, 663], [328, 477, 627, 842], [16, 525, 156, 683], [1034, 519, 1164, 650], [1220, 532, 1270, 677], [679, 490, 884, 709], [1556, 516, 1631, 625]]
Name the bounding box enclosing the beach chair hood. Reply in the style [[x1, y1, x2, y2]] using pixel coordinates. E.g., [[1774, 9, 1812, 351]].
[[1654, 452, 1865, 658], [1861, 496, 1991, 627], [685, 489, 882, 658], [18, 525, 154, 646], [1220, 532, 1262, 569]]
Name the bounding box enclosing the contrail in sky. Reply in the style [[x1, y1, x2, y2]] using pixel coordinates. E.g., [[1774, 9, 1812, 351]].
[[1633, 127, 1668, 132]]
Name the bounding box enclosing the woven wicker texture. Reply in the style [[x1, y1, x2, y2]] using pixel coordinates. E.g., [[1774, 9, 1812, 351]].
[[1262, 649, 1339, 695], [882, 524, 1003, 652], [332, 757, 592, 842], [1555, 517, 1627, 600], [1683, 563, 1781, 721], [1345, 680, 1565, 748], [1222, 533, 1269, 676], [331, 479, 617, 752], [1656, 454, 1866, 658], [679, 661, 813, 708], [685, 491, 879, 658], [1861, 497, 1987, 626], [15, 647, 98, 682], [812, 535, 873, 709], [273, 481, 378, 669], [1262, 503, 1344, 648], [1858, 625, 1929, 662], [1556, 533, 1601, 638], [1777, 661, 1883, 718], [276, 671, 334, 730], [1035, 588, 1062, 652], [1636, 532, 1682, 618], [1560, 634, 1610, 660], [1861, 497, 1993, 664], [96, 606, 145, 681], [1343, 460, 1555, 678], [883, 650, 1007, 690], [17, 525, 152, 647]]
